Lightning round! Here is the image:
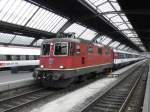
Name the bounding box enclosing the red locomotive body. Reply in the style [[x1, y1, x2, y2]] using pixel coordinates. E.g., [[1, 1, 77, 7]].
[[34, 35, 114, 87]]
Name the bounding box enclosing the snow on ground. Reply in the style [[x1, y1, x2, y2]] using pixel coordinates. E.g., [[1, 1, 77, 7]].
[[31, 77, 116, 112]]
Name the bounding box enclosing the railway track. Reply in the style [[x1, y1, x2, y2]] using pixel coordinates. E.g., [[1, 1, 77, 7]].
[[80, 62, 149, 112], [0, 87, 55, 112], [0, 72, 106, 112]]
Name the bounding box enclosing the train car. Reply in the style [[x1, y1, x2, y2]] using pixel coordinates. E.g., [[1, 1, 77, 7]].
[[113, 49, 141, 69], [0, 46, 40, 73], [33, 33, 141, 88]]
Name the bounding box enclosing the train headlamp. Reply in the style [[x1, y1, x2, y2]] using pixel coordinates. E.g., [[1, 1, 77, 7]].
[[50, 43, 54, 46], [59, 65, 64, 69], [40, 65, 44, 68]]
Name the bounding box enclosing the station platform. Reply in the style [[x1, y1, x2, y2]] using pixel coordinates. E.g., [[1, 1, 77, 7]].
[[0, 71, 35, 92], [142, 61, 150, 112]]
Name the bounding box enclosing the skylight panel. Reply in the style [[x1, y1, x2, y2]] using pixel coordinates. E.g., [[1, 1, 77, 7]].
[[106, 14, 117, 18], [98, 2, 114, 13], [111, 2, 121, 11], [123, 30, 132, 34], [118, 44, 125, 49], [118, 24, 128, 30], [121, 15, 128, 22], [0, 0, 39, 26], [26, 7, 68, 33], [11, 35, 34, 45], [93, 0, 107, 6], [96, 36, 107, 43], [79, 29, 97, 40], [111, 15, 123, 23], [130, 38, 141, 41], [64, 23, 87, 37], [124, 47, 129, 50], [109, 41, 120, 48], [101, 37, 112, 45], [51, 18, 68, 33], [0, 33, 14, 43], [84, 0, 146, 51]]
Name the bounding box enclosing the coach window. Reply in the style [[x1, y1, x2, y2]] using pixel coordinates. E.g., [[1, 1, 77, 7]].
[[55, 42, 68, 55], [6, 55, 11, 61], [0, 55, 6, 61], [11, 55, 20, 60], [105, 47, 110, 55], [34, 55, 39, 60], [29, 55, 34, 60], [98, 48, 102, 55], [42, 44, 50, 55], [88, 46, 93, 54], [20, 55, 26, 60]]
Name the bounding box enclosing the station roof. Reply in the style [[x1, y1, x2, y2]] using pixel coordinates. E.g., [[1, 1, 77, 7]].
[[118, 0, 150, 51], [0, 0, 146, 52]]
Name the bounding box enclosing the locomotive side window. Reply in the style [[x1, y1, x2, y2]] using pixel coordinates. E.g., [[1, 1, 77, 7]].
[[42, 44, 50, 55], [98, 48, 102, 55], [105, 47, 110, 55], [88, 46, 93, 54], [55, 42, 68, 55], [76, 44, 80, 55]]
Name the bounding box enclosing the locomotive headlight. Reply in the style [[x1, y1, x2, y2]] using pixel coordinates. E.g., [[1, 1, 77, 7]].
[[40, 65, 44, 68], [59, 65, 64, 69]]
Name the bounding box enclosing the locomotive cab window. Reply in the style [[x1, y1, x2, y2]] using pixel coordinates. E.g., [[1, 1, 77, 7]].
[[98, 48, 102, 55], [42, 44, 50, 55], [55, 42, 68, 55]]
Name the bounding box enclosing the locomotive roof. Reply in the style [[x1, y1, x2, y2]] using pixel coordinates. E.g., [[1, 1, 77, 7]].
[[43, 38, 104, 47]]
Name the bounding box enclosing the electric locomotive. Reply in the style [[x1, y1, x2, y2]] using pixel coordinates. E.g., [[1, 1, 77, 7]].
[[33, 33, 115, 88]]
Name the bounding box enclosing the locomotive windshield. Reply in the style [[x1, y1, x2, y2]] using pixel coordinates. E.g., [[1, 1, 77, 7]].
[[55, 42, 68, 55], [42, 44, 50, 55]]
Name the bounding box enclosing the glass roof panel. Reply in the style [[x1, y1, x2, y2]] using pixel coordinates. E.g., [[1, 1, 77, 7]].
[[109, 41, 120, 48], [26, 8, 68, 33], [98, 2, 114, 12], [111, 2, 121, 11], [101, 37, 112, 45], [84, 0, 146, 51], [64, 23, 87, 37], [96, 35, 107, 43], [51, 18, 68, 33], [118, 24, 128, 30], [130, 38, 141, 41], [11, 35, 34, 45], [123, 47, 129, 50], [0, 32, 14, 43], [0, 0, 39, 26], [94, 0, 107, 6], [118, 45, 125, 49], [79, 29, 97, 40], [111, 15, 123, 23], [33, 39, 44, 46]]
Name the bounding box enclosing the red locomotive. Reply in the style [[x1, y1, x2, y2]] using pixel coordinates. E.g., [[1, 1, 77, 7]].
[[33, 33, 140, 88]]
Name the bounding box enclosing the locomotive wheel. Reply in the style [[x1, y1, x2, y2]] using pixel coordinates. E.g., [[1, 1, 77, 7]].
[[41, 78, 74, 88]]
